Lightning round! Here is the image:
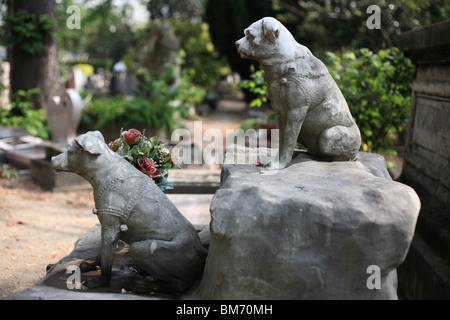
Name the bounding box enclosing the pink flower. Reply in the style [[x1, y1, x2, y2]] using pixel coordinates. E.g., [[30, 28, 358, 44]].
[[122, 129, 141, 145], [137, 158, 162, 178]]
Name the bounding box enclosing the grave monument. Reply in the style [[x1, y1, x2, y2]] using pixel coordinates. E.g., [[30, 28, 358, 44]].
[[198, 17, 420, 299], [13, 17, 421, 300]]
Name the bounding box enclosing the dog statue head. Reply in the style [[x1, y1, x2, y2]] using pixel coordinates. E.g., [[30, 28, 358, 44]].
[[235, 17, 298, 64], [51, 131, 109, 174]]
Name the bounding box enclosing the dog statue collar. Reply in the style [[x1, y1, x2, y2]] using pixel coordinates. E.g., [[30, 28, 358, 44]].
[[92, 175, 147, 232]]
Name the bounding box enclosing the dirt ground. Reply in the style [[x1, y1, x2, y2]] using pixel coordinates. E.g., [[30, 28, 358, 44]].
[[0, 175, 99, 299]]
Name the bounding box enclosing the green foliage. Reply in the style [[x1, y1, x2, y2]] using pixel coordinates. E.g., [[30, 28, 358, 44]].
[[239, 70, 268, 107], [82, 95, 177, 135], [206, 0, 449, 78], [274, 0, 450, 54], [177, 68, 208, 117], [326, 48, 415, 154], [2, 10, 56, 55], [0, 164, 19, 179], [54, 0, 136, 73], [0, 89, 50, 139], [170, 20, 230, 88], [82, 64, 206, 134], [136, 65, 206, 119], [147, 0, 204, 20]]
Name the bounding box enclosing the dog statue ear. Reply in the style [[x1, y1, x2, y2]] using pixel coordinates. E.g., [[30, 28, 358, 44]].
[[86, 130, 105, 143], [262, 18, 280, 43], [75, 134, 103, 155]]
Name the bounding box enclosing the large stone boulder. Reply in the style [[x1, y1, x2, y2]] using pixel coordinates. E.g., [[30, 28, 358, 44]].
[[197, 147, 420, 299]]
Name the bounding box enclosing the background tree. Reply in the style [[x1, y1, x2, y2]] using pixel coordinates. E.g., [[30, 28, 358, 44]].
[[3, 0, 60, 111], [55, 0, 137, 74], [205, 0, 449, 79], [146, 0, 204, 21], [271, 0, 450, 56], [204, 0, 274, 100]]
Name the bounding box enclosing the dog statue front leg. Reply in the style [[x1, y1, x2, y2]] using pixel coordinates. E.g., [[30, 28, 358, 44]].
[[85, 226, 119, 288], [269, 107, 307, 170], [276, 119, 302, 169]]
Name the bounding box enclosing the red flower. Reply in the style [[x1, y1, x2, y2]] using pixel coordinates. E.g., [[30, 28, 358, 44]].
[[137, 158, 162, 178], [122, 129, 141, 145], [138, 157, 155, 174]]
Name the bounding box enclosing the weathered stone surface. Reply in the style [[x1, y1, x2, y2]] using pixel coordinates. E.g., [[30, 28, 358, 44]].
[[197, 148, 420, 299]]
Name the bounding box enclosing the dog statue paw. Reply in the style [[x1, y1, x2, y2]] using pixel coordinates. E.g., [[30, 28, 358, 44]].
[[52, 131, 207, 294], [236, 17, 361, 169]]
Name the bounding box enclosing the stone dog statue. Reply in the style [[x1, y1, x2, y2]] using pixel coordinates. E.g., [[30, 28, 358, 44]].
[[51, 131, 207, 293], [236, 17, 361, 169]]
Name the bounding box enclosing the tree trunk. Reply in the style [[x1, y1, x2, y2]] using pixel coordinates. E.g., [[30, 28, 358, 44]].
[[9, 0, 60, 110]]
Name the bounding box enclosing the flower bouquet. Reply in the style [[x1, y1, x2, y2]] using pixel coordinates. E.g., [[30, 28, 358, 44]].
[[108, 128, 179, 191]]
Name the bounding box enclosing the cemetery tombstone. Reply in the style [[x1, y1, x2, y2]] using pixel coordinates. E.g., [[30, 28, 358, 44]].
[[46, 89, 83, 144]]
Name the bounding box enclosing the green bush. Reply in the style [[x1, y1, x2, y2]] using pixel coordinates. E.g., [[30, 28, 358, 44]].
[[81, 95, 178, 135], [0, 88, 50, 139], [326, 48, 414, 155], [82, 64, 206, 134], [136, 65, 205, 119], [239, 70, 268, 108], [239, 48, 414, 156]]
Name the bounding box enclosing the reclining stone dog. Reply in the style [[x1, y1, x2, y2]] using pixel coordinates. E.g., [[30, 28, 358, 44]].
[[236, 17, 361, 169], [51, 131, 207, 294]]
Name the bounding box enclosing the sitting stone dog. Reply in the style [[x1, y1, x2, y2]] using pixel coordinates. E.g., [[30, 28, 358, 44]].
[[51, 131, 207, 293], [236, 17, 361, 169]]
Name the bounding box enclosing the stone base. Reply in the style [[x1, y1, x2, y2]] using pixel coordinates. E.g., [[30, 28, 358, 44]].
[[10, 226, 198, 300], [197, 148, 420, 299]]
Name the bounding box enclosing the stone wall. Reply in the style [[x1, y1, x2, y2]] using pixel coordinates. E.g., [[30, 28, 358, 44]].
[[397, 19, 450, 299], [398, 19, 450, 207]]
